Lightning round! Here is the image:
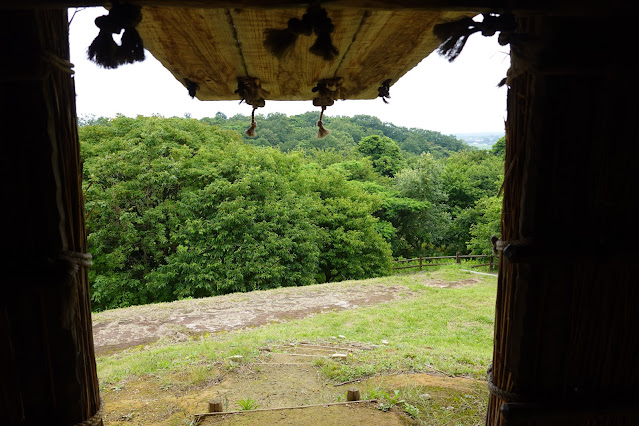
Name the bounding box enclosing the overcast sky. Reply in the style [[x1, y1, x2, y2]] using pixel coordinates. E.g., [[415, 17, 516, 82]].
[[68, 7, 510, 135]]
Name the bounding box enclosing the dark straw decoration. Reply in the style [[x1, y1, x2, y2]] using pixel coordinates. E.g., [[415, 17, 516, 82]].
[[312, 79, 339, 138], [246, 108, 258, 137], [377, 79, 392, 104], [433, 13, 516, 62], [87, 1, 145, 69], [184, 78, 199, 98], [235, 77, 267, 138], [264, 4, 338, 61]]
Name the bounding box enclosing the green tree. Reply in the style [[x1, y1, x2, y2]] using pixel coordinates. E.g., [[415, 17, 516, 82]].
[[82, 116, 393, 310], [467, 195, 502, 255], [357, 134, 406, 177], [441, 150, 503, 254], [299, 164, 393, 282], [491, 136, 506, 158], [390, 154, 450, 255]]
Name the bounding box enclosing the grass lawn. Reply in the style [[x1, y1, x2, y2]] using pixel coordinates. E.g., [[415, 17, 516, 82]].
[[95, 266, 497, 425]]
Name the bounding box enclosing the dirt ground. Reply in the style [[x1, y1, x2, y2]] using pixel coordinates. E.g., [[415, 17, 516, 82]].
[[101, 341, 485, 425], [92, 280, 430, 355], [94, 275, 486, 425]]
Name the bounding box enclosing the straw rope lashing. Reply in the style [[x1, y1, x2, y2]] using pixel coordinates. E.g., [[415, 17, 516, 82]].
[[73, 397, 103, 426], [42, 51, 75, 75], [4, 251, 94, 293], [1, 51, 74, 81], [486, 364, 526, 403], [491, 237, 534, 254]]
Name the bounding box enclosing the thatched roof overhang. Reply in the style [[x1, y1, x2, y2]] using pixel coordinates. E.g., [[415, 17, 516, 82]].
[[133, 7, 473, 101], [10, 1, 630, 103], [8, 0, 632, 15]]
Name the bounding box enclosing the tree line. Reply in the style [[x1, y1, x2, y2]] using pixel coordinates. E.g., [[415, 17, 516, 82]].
[[80, 114, 504, 311]]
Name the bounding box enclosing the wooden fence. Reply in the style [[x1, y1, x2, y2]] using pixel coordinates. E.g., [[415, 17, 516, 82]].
[[393, 252, 497, 271]]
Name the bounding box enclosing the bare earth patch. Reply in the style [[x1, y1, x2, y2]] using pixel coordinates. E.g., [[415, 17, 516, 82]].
[[95, 274, 489, 425], [92, 280, 423, 355]]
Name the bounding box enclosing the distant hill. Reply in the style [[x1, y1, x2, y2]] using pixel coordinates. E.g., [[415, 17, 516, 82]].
[[455, 132, 505, 150], [201, 112, 471, 157]]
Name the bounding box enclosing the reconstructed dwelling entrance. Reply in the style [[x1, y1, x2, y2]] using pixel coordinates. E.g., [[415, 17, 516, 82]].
[[1, 2, 638, 425]]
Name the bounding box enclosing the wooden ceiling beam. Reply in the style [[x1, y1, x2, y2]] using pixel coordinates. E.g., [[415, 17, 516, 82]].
[[3, 0, 628, 16]]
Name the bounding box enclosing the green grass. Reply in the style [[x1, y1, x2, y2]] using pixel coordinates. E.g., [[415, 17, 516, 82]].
[[96, 267, 496, 389], [235, 398, 260, 411], [96, 267, 496, 424], [374, 382, 489, 425]]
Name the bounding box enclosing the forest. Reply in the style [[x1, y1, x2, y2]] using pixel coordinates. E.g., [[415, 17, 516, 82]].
[[80, 113, 504, 311]]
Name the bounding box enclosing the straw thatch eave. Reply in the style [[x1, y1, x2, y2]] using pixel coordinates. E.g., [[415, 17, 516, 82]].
[[9, 0, 631, 15], [135, 7, 470, 101]]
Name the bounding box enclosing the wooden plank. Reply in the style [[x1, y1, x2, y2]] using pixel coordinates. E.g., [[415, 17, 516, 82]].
[[393, 262, 451, 269], [393, 265, 420, 269], [395, 257, 421, 262], [194, 399, 379, 420]]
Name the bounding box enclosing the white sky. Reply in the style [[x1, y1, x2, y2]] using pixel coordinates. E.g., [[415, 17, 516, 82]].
[[68, 7, 510, 135]]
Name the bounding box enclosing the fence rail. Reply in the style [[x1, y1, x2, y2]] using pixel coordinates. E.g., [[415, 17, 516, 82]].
[[393, 252, 497, 271]]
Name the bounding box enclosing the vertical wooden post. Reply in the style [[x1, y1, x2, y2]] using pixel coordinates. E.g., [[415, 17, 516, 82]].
[[208, 400, 223, 412], [0, 9, 101, 426], [486, 15, 639, 426], [489, 255, 494, 271], [419, 255, 423, 270], [456, 252, 460, 264], [347, 389, 361, 401]]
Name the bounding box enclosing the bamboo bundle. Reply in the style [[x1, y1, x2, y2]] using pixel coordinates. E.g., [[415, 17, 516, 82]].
[[486, 15, 639, 426], [0, 9, 101, 426]]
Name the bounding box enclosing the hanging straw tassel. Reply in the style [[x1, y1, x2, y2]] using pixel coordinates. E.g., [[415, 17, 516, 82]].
[[112, 2, 145, 64], [433, 13, 516, 62], [246, 108, 258, 137], [87, 1, 145, 68], [184, 78, 199, 98], [87, 15, 121, 69], [317, 106, 331, 138], [377, 79, 392, 104], [433, 16, 478, 62]]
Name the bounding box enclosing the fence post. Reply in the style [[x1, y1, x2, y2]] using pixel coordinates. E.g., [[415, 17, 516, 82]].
[[456, 252, 460, 264], [419, 255, 423, 270], [489, 255, 494, 271]]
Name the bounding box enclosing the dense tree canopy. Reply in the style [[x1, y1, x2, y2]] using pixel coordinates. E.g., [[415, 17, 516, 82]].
[[201, 111, 468, 158], [80, 114, 503, 311], [82, 116, 396, 310]]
